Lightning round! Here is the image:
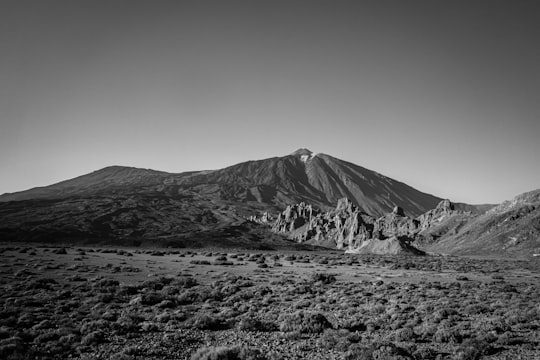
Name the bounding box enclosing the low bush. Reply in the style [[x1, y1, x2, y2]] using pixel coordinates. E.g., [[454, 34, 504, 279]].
[[393, 327, 416, 342], [344, 341, 412, 360], [317, 329, 360, 351], [310, 272, 336, 284], [191, 345, 267, 360], [279, 311, 332, 334], [185, 313, 228, 331], [81, 330, 106, 346], [236, 316, 277, 332], [190, 260, 211, 265], [452, 338, 493, 360]]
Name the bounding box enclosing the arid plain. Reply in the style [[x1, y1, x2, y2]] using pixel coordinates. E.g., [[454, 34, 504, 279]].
[[1, 245, 539, 360]]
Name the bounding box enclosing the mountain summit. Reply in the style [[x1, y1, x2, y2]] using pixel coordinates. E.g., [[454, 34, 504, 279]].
[[290, 148, 314, 156]]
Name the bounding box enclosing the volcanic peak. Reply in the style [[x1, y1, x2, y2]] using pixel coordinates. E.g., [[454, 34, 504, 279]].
[[290, 148, 313, 156]]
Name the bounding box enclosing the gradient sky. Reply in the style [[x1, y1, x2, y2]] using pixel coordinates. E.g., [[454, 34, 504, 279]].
[[1, 0, 539, 204]]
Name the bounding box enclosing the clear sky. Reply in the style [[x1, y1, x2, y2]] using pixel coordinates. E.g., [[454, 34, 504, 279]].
[[1, 0, 539, 204]]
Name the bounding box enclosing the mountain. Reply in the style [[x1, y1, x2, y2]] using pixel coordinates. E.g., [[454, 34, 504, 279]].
[[0, 149, 446, 217], [0, 148, 501, 250]]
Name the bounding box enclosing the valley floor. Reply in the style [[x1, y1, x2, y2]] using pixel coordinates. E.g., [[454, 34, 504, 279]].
[[1, 244, 539, 359]]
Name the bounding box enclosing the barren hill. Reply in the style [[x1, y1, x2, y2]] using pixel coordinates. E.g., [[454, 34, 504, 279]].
[[426, 189, 540, 255]]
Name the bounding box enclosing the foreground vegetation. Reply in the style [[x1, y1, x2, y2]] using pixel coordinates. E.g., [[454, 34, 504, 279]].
[[0, 245, 539, 359]]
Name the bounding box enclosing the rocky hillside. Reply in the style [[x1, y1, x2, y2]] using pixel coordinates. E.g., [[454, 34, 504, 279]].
[[427, 189, 540, 256]]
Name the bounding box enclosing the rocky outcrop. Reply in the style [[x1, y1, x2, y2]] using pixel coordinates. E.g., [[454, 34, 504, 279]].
[[418, 199, 460, 230], [271, 197, 465, 254], [271, 199, 375, 249], [346, 236, 426, 255]]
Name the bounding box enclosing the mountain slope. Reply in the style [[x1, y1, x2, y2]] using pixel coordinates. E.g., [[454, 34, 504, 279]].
[[426, 189, 540, 255], [0, 166, 172, 202]]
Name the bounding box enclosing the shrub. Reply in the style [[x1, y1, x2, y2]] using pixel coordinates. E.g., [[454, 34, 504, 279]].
[[80, 320, 108, 335], [0, 336, 25, 357], [497, 332, 527, 346], [464, 304, 489, 315], [394, 327, 416, 342], [341, 317, 366, 332], [81, 330, 106, 345], [317, 329, 361, 351], [279, 311, 332, 334], [114, 313, 143, 334], [433, 327, 462, 344], [344, 341, 412, 360], [185, 313, 227, 330], [190, 260, 211, 265], [214, 260, 235, 266], [452, 338, 493, 360], [411, 347, 440, 360], [236, 316, 277, 332], [191, 345, 267, 360], [310, 272, 336, 284]]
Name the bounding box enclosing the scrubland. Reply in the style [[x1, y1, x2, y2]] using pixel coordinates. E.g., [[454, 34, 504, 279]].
[[0, 245, 539, 359]]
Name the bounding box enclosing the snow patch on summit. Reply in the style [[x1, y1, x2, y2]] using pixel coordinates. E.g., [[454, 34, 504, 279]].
[[300, 153, 318, 163]]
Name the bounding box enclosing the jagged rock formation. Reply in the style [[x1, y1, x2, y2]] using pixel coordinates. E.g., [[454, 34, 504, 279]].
[[271, 197, 467, 254], [271, 199, 375, 249]]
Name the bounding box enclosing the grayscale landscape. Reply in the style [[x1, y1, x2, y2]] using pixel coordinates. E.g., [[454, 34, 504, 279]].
[[1, 1, 539, 360], [1, 149, 540, 360]]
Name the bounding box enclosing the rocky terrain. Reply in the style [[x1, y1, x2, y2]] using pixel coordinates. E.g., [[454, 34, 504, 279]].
[[268, 198, 462, 253], [268, 193, 540, 257]]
